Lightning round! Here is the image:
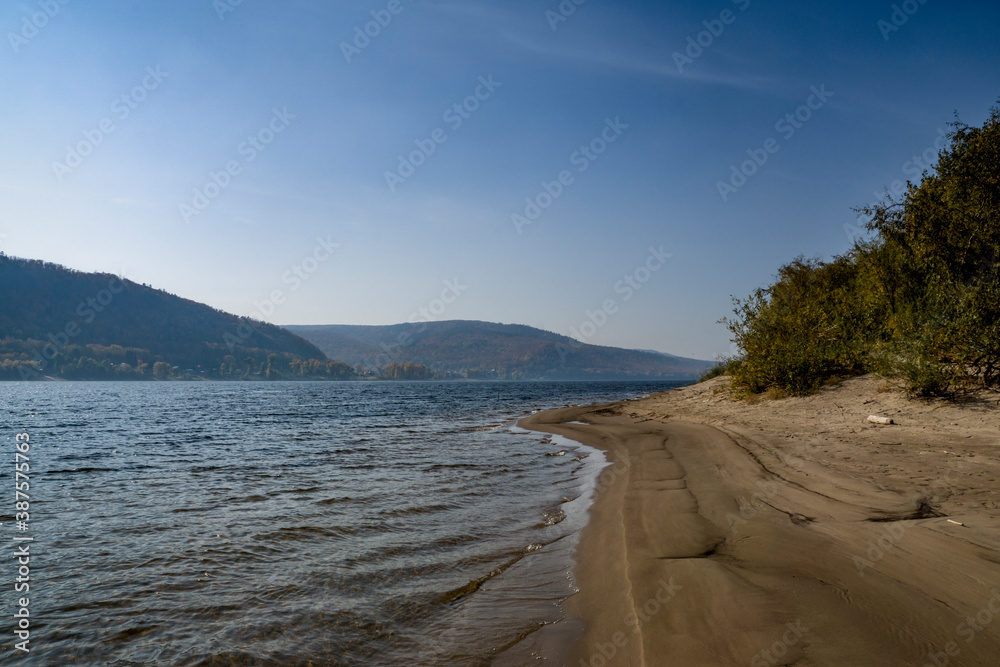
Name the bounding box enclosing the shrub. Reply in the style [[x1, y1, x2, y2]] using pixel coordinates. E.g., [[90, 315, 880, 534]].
[[724, 102, 1000, 397], [698, 359, 735, 382], [724, 256, 870, 395]]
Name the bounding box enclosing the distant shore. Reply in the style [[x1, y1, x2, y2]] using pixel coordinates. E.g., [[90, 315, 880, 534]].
[[521, 375, 1000, 665], [3, 375, 701, 383]]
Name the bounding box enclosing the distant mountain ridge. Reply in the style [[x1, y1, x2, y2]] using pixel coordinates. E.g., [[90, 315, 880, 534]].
[[286, 321, 712, 380], [0, 255, 328, 379], [0, 255, 711, 381]]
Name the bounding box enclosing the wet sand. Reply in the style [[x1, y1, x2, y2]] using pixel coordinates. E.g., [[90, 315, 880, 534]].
[[520, 375, 1000, 666]]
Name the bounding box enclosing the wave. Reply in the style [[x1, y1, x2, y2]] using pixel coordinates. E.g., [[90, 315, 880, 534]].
[[424, 462, 487, 471], [317, 496, 354, 505], [436, 542, 548, 605], [538, 509, 566, 527], [255, 525, 358, 541], [378, 504, 455, 519]]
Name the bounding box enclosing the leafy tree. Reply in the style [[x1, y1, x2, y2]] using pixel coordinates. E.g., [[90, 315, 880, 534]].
[[726, 103, 1000, 396], [381, 361, 430, 380], [152, 361, 171, 380]]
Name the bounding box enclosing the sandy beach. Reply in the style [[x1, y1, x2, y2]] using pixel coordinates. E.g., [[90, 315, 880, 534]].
[[520, 375, 1000, 666]]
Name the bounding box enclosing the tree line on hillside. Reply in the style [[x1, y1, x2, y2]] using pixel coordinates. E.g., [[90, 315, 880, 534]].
[[719, 103, 1000, 397], [0, 339, 357, 381], [0, 337, 437, 382]]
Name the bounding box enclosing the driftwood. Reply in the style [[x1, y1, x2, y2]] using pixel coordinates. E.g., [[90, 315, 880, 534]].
[[866, 415, 895, 425]]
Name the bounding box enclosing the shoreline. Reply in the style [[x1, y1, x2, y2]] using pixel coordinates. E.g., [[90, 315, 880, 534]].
[[520, 375, 1000, 665]]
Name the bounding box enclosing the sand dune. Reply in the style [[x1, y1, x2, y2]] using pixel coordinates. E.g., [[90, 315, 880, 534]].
[[521, 375, 1000, 666]]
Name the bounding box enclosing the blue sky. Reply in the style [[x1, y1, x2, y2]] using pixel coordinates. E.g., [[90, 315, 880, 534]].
[[1, 0, 997, 360]]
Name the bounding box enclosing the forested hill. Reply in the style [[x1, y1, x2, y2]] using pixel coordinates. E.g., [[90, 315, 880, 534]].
[[287, 321, 712, 380], [0, 255, 332, 380]]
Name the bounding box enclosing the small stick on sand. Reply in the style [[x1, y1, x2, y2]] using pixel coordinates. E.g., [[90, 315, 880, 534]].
[[947, 519, 965, 526]]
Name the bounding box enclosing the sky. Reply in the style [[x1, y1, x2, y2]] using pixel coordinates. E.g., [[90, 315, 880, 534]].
[[1, 0, 998, 361]]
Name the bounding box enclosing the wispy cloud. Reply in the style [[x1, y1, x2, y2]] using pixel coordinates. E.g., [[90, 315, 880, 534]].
[[501, 31, 776, 92]]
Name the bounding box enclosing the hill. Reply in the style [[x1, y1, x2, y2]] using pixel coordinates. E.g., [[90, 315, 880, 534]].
[[0, 255, 336, 380], [286, 321, 712, 380]]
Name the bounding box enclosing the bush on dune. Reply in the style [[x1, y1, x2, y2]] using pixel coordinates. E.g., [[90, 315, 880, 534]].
[[724, 255, 871, 394], [725, 102, 1000, 397]]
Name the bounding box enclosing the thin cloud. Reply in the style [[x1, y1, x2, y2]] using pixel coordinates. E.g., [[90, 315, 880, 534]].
[[502, 31, 776, 92]]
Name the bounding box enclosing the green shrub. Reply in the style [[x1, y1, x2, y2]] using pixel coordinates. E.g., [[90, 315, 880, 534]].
[[870, 342, 954, 397], [724, 102, 1000, 398], [724, 256, 870, 395], [698, 359, 735, 382]]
